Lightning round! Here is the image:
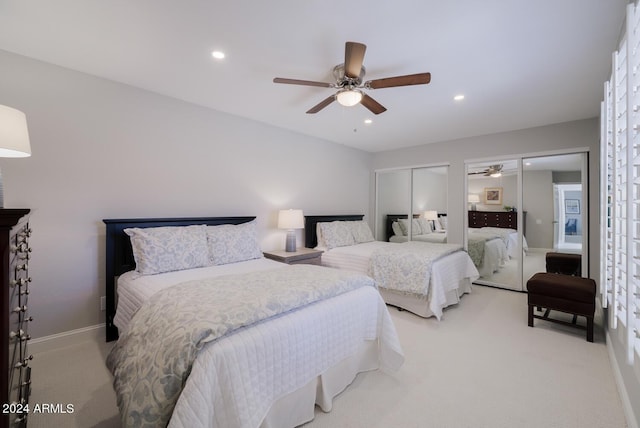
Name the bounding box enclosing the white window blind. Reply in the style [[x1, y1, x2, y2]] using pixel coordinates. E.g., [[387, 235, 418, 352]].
[[601, 2, 640, 364], [628, 3, 640, 361]]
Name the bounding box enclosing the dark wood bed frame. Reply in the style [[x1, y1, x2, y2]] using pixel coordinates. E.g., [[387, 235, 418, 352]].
[[102, 216, 255, 342], [304, 215, 364, 249]]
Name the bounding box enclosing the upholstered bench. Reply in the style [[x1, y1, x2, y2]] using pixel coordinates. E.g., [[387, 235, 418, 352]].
[[527, 272, 596, 342], [545, 252, 581, 276]]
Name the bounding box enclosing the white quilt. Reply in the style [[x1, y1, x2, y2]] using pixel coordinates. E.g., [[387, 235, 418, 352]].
[[110, 261, 404, 428], [318, 241, 479, 319], [368, 241, 463, 295]]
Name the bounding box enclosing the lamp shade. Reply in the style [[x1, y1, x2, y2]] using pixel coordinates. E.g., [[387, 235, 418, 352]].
[[468, 194, 480, 203], [0, 105, 31, 158], [278, 209, 304, 230], [424, 210, 438, 221], [336, 89, 363, 107]]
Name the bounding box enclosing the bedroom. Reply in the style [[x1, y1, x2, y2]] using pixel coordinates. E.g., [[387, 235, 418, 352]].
[[0, 1, 638, 427]]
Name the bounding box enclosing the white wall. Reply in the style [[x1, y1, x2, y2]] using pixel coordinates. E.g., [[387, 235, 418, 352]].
[[0, 50, 372, 338]]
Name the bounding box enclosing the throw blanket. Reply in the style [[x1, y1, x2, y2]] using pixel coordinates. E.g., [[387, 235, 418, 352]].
[[106, 265, 375, 428], [467, 231, 500, 266], [368, 241, 462, 295]]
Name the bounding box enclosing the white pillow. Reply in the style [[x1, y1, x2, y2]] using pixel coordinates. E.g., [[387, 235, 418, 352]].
[[417, 218, 432, 234], [392, 221, 404, 236], [348, 220, 374, 243], [206, 220, 263, 265], [318, 221, 356, 250], [438, 216, 448, 230], [315, 223, 327, 248], [125, 225, 210, 275], [399, 218, 423, 235]]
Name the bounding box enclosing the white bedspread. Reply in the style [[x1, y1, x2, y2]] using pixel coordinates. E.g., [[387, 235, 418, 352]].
[[369, 241, 463, 295], [318, 241, 478, 319], [111, 259, 404, 428], [114, 257, 284, 333], [169, 285, 402, 428]]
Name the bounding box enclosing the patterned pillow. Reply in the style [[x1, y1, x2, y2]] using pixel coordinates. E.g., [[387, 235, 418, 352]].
[[348, 220, 375, 243], [439, 216, 448, 230], [392, 221, 404, 236], [417, 218, 432, 234], [398, 218, 423, 235], [318, 221, 356, 250], [125, 225, 210, 275], [206, 220, 263, 265]]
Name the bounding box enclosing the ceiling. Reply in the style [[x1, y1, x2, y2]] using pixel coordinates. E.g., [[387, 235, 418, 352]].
[[0, 1, 628, 153]]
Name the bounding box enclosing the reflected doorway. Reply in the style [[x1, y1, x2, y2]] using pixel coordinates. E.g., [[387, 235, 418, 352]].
[[553, 183, 582, 253]]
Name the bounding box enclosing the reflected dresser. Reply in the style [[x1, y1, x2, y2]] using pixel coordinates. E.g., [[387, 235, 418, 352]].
[[0, 209, 32, 428]]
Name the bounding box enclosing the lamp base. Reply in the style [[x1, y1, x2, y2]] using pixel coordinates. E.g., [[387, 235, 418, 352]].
[[285, 230, 296, 252]]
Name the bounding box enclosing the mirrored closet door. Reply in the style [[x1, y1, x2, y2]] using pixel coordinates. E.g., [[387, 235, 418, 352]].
[[522, 153, 588, 286], [466, 159, 523, 291], [375, 166, 448, 242]]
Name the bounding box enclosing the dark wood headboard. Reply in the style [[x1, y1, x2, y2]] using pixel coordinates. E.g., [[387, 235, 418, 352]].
[[102, 216, 255, 342], [304, 215, 364, 248]]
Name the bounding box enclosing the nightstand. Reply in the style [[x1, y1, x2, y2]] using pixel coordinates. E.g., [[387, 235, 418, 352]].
[[263, 248, 323, 265]]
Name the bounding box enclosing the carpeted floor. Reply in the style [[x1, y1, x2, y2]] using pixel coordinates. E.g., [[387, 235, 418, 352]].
[[27, 285, 628, 428]]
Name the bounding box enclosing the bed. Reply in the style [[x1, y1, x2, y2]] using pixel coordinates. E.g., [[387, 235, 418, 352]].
[[304, 215, 479, 320], [385, 215, 508, 278], [103, 216, 404, 428]]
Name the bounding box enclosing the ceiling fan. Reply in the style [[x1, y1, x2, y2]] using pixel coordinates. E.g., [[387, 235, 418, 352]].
[[468, 164, 504, 177], [273, 41, 431, 115]]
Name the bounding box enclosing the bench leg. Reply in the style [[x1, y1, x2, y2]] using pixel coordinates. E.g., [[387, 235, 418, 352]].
[[528, 304, 534, 327], [587, 316, 594, 343]]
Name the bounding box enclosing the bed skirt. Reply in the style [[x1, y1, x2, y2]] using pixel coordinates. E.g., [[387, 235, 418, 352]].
[[379, 278, 472, 318], [260, 340, 379, 427]]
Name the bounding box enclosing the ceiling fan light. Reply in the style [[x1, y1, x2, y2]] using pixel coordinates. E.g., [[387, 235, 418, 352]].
[[490, 172, 502, 178], [336, 89, 363, 107]]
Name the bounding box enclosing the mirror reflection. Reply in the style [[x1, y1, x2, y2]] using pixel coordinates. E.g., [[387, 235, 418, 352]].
[[466, 159, 523, 290], [376, 166, 448, 242], [522, 153, 587, 285]]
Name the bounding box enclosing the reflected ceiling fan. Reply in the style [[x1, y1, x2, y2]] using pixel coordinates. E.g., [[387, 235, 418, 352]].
[[273, 41, 431, 115], [468, 164, 504, 177]]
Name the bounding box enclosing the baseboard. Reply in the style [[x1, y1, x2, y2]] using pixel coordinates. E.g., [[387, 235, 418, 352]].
[[606, 331, 640, 428], [29, 324, 105, 355]]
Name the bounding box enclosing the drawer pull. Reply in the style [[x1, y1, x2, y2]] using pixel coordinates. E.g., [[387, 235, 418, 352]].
[[12, 305, 27, 313], [15, 263, 28, 271], [9, 330, 30, 341], [14, 355, 33, 368], [10, 278, 30, 287]]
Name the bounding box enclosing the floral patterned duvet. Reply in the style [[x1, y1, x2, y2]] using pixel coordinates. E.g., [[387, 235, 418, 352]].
[[368, 241, 463, 295], [106, 265, 375, 427]]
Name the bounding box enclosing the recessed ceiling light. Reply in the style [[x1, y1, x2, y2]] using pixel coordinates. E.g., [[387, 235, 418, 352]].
[[211, 51, 225, 59], [525, 162, 532, 166], [364, 119, 372, 124], [454, 94, 465, 101]]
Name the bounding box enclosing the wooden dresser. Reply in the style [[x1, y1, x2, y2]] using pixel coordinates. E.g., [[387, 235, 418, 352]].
[[468, 210, 526, 234], [0, 209, 32, 428]]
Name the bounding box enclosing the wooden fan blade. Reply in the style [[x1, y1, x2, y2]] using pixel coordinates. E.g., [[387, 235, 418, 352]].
[[366, 72, 431, 89], [306, 95, 336, 114], [273, 77, 333, 88], [344, 42, 366, 78], [360, 94, 387, 115]]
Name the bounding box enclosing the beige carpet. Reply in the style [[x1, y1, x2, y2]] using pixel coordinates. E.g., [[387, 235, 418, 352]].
[[28, 285, 627, 428]]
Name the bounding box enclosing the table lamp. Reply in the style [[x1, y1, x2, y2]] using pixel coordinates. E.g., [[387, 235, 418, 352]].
[[424, 210, 438, 231], [468, 194, 480, 211], [0, 105, 32, 208], [278, 209, 304, 252]]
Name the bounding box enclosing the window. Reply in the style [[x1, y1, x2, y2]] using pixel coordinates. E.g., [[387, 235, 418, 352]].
[[602, 2, 640, 364]]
